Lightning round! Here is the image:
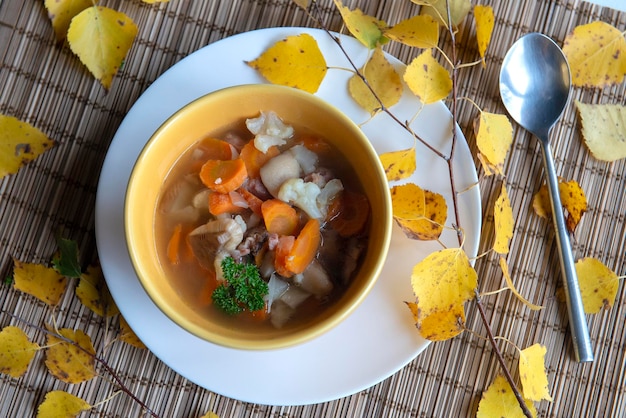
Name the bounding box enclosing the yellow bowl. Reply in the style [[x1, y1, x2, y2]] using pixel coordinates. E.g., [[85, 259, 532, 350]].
[[125, 84, 392, 350]]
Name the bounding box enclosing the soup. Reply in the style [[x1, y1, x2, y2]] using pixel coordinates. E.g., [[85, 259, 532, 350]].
[[155, 110, 370, 330]]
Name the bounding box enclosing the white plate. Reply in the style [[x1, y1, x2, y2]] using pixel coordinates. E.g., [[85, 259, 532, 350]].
[[95, 27, 481, 406]]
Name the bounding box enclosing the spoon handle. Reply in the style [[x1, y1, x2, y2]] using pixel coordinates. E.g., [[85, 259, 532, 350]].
[[540, 140, 594, 363]]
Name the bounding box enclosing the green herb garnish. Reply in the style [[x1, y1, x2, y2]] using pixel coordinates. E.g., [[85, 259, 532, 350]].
[[211, 256, 268, 315]]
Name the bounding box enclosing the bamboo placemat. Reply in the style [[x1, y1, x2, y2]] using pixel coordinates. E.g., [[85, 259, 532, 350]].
[[1, 0, 625, 417]]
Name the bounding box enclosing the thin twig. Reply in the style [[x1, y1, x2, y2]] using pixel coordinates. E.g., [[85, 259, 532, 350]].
[[4, 311, 160, 418]]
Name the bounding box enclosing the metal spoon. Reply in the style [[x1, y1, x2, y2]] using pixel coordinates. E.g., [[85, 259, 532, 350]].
[[499, 33, 593, 363]]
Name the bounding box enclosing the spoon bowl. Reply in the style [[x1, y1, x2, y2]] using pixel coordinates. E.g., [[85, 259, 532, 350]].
[[499, 33, 593, 363]]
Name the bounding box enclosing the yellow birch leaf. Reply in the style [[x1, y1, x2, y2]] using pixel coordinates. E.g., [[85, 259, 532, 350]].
[[332, 0, 387, 49], [45, 328, 97, 384], [532, 178, 587, 233], [44, 0, 92, 42], [246, 34, 327, 93], [67, 6, 138, 90], [119, 316, 147, 349], [404, 301, 419, 322], [562, 21, 626, 88], [199, 412, 220, 418], [383, 14, 439, 49], [0, 115, 55, 180], [410, 248, 477, 340], [0, 326, 40, 378], [499, 257, 543, 311], [348, 46, 402, 114], [292, 0, 310, 9], [404, 49, 452, 104], [421, 0, 471, 27], [142, 0, 170, 3], [379, 147, 416, 181], [391, 183, 447, 241], [576, 257, 619, 313], [477, 375, 537, 418], [474, 5, 494, 67], [518, 344, 553, 402], [37, 391, 91, 418], [473, 111, 513, 176], [493, 183, 514, 254], [575, 101, 626, 162], [76, 264, 119, 317], [13, 259, 68, 306]]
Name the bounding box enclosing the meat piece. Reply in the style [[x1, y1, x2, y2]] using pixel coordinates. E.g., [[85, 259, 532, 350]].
[[303, 167, 335, 188], [236, 225, 268, 257]]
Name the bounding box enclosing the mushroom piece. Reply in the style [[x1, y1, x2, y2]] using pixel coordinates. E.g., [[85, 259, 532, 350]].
[[259, 152, 302, 197], [187, 217, 244, 269], [293, 259, 334, 297]]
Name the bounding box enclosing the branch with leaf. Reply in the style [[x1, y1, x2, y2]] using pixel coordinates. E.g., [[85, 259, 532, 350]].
[[246, 0, 626, 416]]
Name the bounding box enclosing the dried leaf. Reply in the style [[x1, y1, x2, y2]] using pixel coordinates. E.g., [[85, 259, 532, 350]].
[[37, 391, 91, 418], [477, 375, 537, 418], [119, 316, 147, 349], [379, 147, 416, 181], [404, 49, 452, 104], [576, 257, 619, 313], [45, 328, 97, 384], [420, 0, 471, 27], [499, 257, 543, 311], [332, 0, 387, 49], [0, 326, 40, 378], [575, 101, 626, 162], [348, 46, 402, 114], [518, 344, 553, 402], [563, 21, 626, 88], [246, 34, 327, 93], [291, 0, 310, 9], [67, 6, 138, 90], [473, 111, 513, 176], [0, 114, 55, 179], [384, 14, 439, 49], [410, 248, 477, 340], [391, 183, 447, 241], [199, 412, 220, 418], [13, 259, 68, 306], [474, 5, 494, 67], [44, 0, 92, 42], [493, 183, 514, 254], [532, 178, 587, 233], [76, 264, 119, 317]]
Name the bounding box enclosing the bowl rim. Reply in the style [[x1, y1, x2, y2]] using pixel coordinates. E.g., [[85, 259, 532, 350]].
[[124, 84, 392, 350]]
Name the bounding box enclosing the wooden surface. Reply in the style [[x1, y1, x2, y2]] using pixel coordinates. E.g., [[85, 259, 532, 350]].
[[1, 1, 624, 417]]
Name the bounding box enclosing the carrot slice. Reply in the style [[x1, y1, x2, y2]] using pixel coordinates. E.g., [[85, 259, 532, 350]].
[[261, 199, 299, 236], [199, 158, 248, 193], [208, 191, 246, 216], [167, 224, 183, 265], [285, 218, 321, 274], [274, 235, 295, 278], [299, 135, 332, 155], [240, 141, 279, 178], [329, 191, 370, 237], [238, 187, 264, 216], [197, 137, 232, 160]]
